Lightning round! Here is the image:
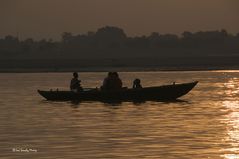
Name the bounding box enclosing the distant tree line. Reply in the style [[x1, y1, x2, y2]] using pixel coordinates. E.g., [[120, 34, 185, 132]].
[[0, 26, 239, 59]]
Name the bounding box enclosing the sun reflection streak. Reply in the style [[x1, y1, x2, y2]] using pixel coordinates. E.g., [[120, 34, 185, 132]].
[[223, 78, 239, 98], [224, 154, 239, 159], [221, 78, 239, 159]]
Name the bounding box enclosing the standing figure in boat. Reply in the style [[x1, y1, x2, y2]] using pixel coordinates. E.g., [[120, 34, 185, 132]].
[[70, 72, 83, 92], [133, 78, 142, 89], [101, 72, 123, 90]]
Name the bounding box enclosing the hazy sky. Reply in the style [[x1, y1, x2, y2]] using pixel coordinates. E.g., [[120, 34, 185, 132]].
[[1, 0, 239, 40]]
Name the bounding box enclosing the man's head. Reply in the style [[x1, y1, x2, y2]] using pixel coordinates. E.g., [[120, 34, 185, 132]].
[[73, 72, 78, 78], [112, 72, 119, 78]]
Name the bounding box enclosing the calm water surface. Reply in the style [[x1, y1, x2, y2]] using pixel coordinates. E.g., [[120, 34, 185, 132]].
[[0, 71, 239, 159]]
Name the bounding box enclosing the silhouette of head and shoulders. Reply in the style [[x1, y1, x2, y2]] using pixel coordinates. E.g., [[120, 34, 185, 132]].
[[133, 78, 142, 89], [70, 72, 82, 91], [102, 72, 122, 90]]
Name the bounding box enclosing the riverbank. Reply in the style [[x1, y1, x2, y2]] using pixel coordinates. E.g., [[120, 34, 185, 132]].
[[1, 56, 239, 73], [1, 66, 239, 73]]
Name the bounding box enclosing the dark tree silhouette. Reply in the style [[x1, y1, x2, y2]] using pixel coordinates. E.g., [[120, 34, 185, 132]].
[[0, 26, 239, 60]]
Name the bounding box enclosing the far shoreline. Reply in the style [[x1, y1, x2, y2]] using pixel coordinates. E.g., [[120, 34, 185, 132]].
[[1, 56, 239, 73], [1, 66, 239, 73]]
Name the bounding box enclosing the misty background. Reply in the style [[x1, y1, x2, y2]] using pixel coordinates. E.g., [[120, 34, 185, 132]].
[[0, 0, 239, 71], [1, 0, 239, 40]]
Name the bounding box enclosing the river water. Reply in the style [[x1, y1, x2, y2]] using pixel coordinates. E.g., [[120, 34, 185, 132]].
[[0, 71, 239, 159]]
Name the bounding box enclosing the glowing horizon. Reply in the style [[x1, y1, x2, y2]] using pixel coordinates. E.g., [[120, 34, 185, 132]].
[[1, 0, 239, 40]]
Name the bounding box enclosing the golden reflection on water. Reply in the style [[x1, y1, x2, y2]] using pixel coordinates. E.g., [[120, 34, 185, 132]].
[[3, 72, 239, 158], [224, 78, 239, 97], [221, 78, 239, 159]]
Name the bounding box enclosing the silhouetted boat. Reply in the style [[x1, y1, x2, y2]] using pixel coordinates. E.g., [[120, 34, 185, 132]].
[[38, 81, 198, 102]]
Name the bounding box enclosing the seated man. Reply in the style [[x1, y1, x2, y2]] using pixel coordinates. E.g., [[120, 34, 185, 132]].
[[133, 78, 142, 89], [70, 72, 83, 92], [101, 72, 122, 90]]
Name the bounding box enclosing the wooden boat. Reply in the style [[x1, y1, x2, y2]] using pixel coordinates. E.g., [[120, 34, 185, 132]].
[[38, 81, 198, 102]]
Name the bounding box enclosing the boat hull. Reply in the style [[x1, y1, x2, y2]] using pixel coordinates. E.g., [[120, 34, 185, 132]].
[[38, 81, 198, 102]]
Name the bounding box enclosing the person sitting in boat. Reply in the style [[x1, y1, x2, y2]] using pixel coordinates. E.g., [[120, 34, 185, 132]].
[[101, 72, 122, 90], [101, 72, 112, 90], [112, 72, 123, 89], [133, 78, 142, 89], [70, 72, 83, 92]]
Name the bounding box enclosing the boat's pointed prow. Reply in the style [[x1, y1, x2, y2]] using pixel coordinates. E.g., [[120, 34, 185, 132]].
[[191, 81, 199, 87], [194, 81, 199, 85], [192, 81, 199, 88]]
